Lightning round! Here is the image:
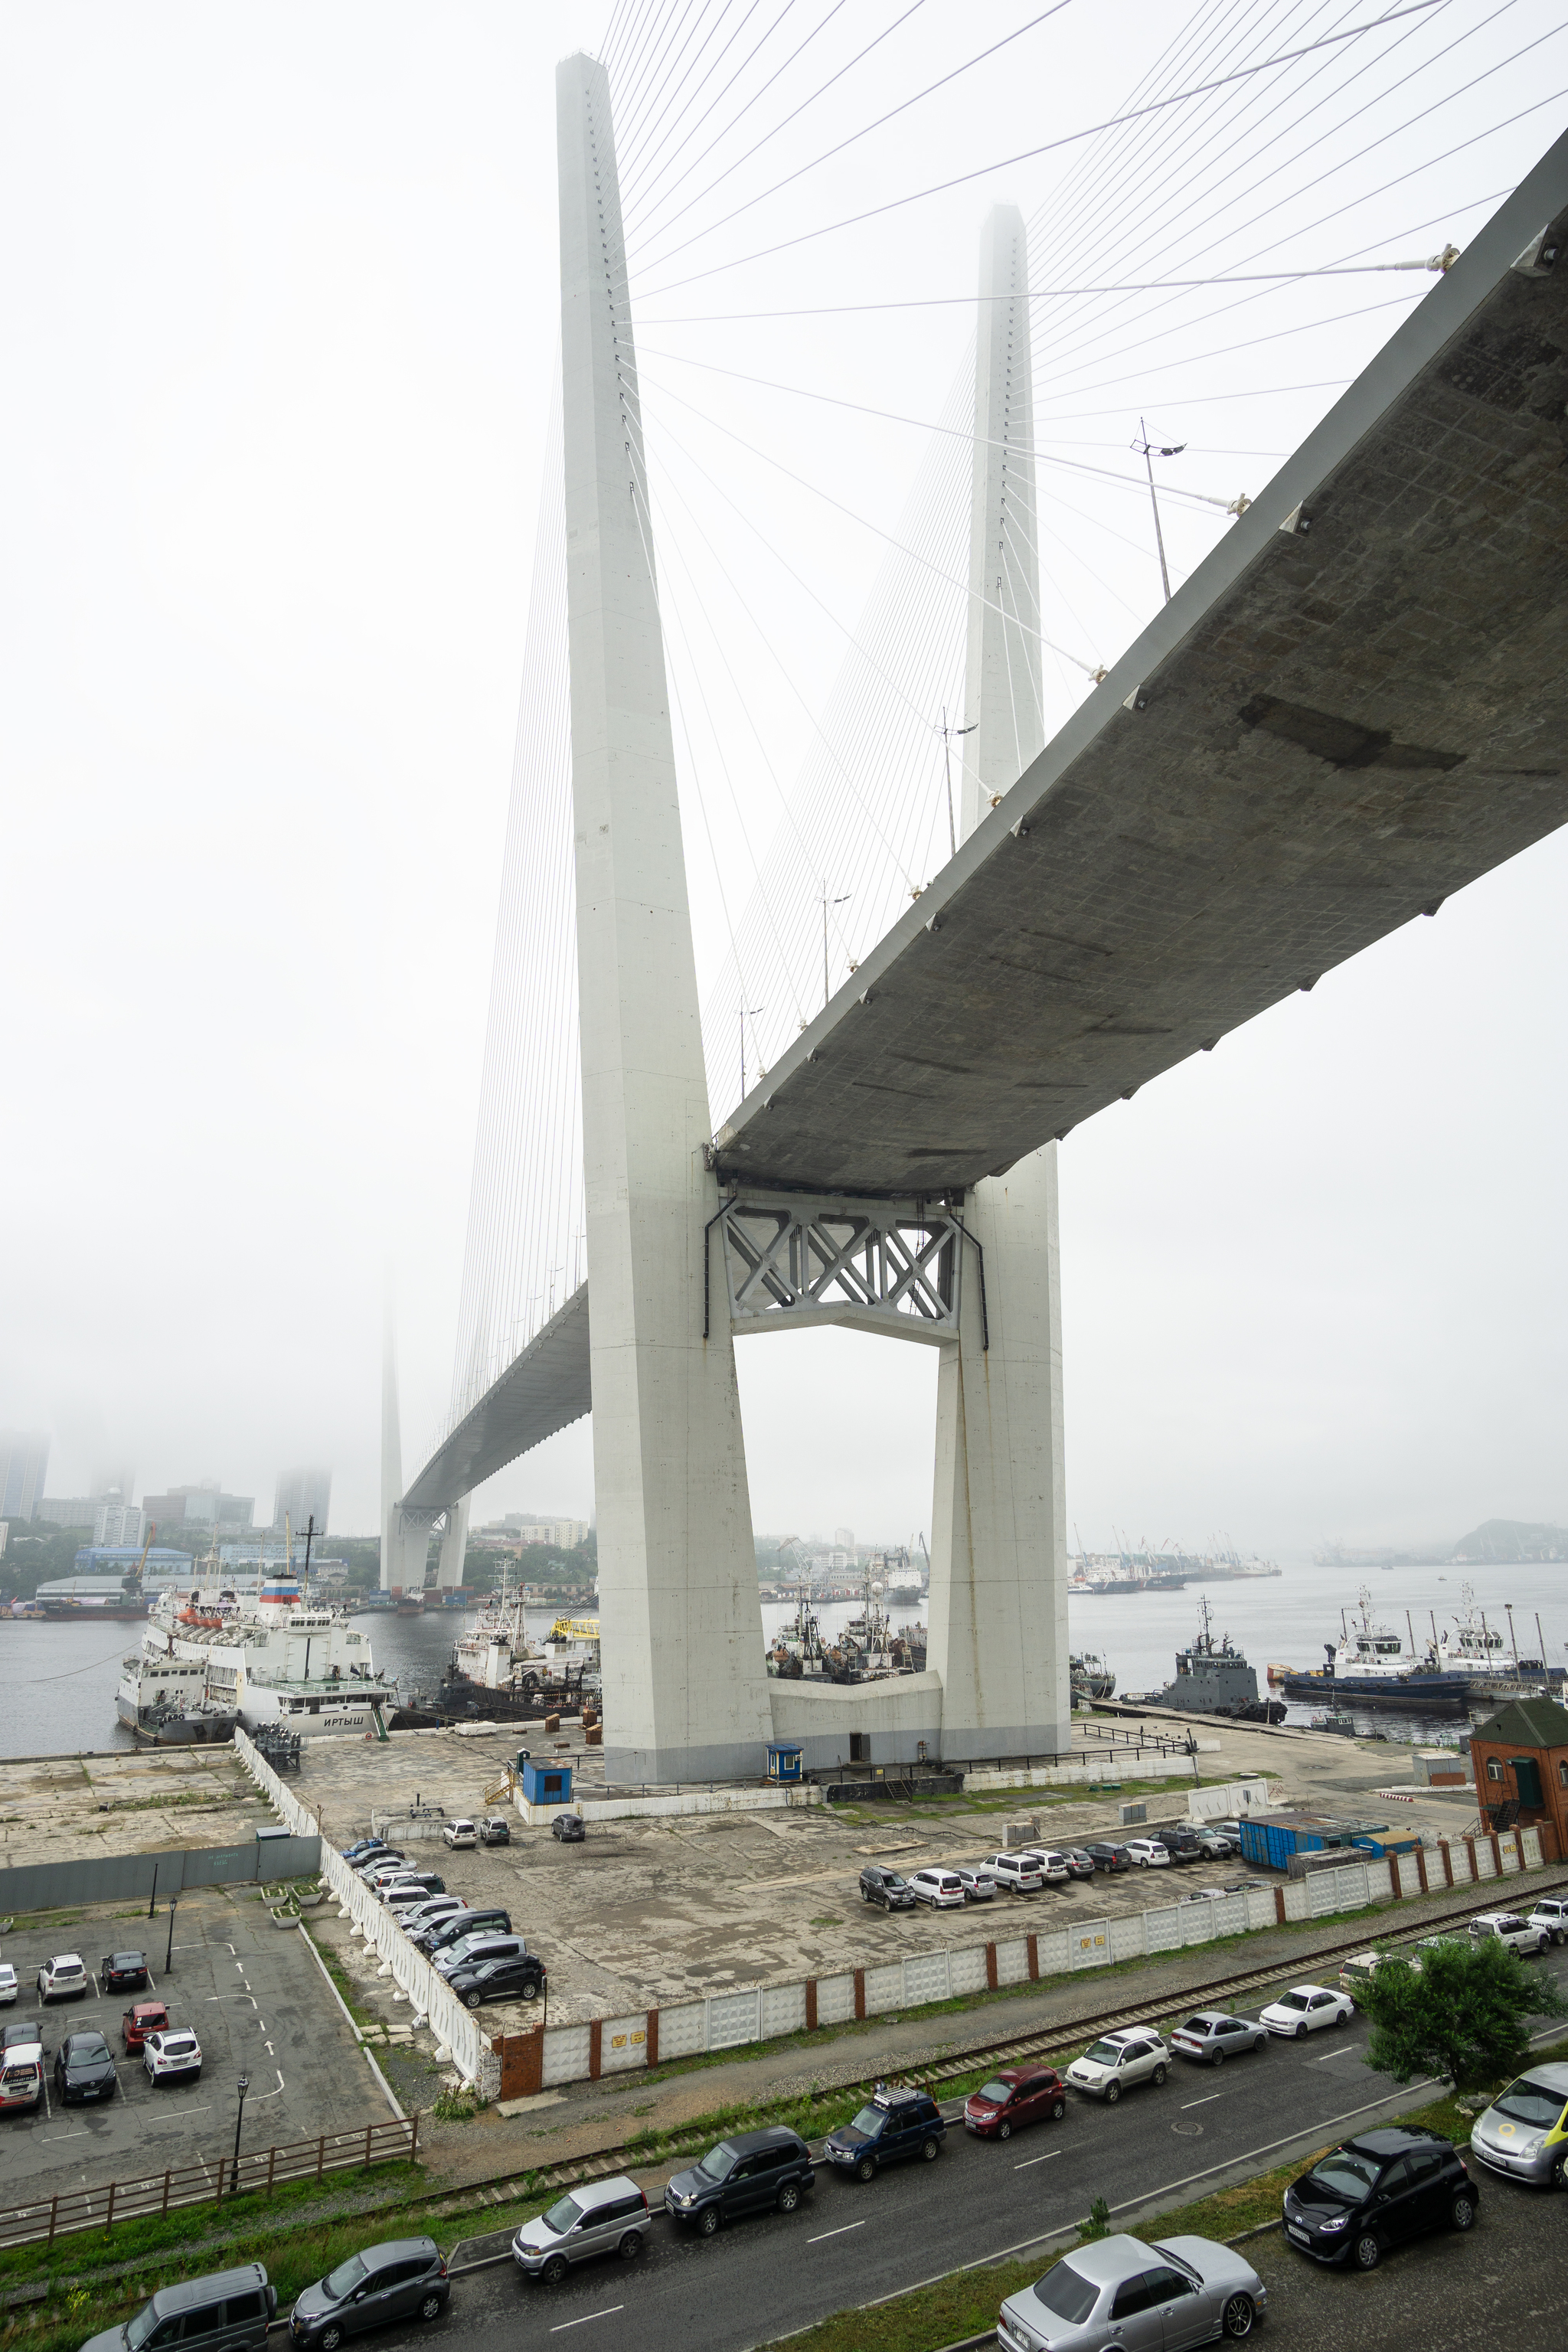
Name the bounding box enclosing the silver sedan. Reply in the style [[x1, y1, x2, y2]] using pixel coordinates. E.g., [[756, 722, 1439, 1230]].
[[998, 2231, 1266, 2350], [1168, 2010, 1269, 2066]]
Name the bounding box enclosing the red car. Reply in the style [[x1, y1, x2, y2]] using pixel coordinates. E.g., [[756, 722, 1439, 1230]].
[[122, 2000, 170, 2053], [963, 2065, 1068, 2139]]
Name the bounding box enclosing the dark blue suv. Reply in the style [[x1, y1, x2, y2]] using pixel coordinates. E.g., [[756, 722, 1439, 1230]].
[[825, 2086, 946, 2181]]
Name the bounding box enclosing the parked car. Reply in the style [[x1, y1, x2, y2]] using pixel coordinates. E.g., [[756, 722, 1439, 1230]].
[[421, 1908, 511, 1959], [100, 1951, 149, 1994], [1469, 1910, 1550, 1958], [479, 1817, 511, 1847], [998, 2231, 1268, 2352], [1159, 1829, 1204, 1867], [435, 1933, 529, 1980], [441, 1818, 479, 1851], [0, 2040, 44, 2112], [1529, 1896, 1568, 1945], [1170, 2011, 1268, 2066], [1124, 1841, 1171, 1869], [289, 2236, 449, 2345], [0, 1965, 15, 2005], [1282, 2126, 1475, 2267], [80, 2263, 276, 2352], [1082, 1843, 1130, 1873], [988, 1852, 1046, 1896], [447, 1949, 547, 2010], [144, 2027, 204, 2083], [552, 1813, 586, 1843], [341, 1838, 389, 1863], [1210, 1819, 1243, 1843], [859, 1864, 916, 1910], [122, 1999, 171, 2053], [512, 2176, 652, 2284], [825, 2087, 946, 2180], [55, 2030, 117, 2104], [382, 1875, 446, 1911], [965, 2066, 1067, 2139], [359, 1859, 411, 1890], [664, 2125, 815, 2235], [1018, 1848, 1072, 1886], [37, 1954, 88, 2003], [1066, 2030, 1169, 2103], [1468, 2062, 1568, 2186], [2, 2019, 43, 2053], [397, 1896, 467, 1938], [1178, 1888, 1228, 1906], [910, 1868, 968, 1909], [955, 1867, 997, 1901], [1260, 1985, 1354, 2039], [1194, 1828, 1234, 1857], [1061, 1849, 1099, 1881]]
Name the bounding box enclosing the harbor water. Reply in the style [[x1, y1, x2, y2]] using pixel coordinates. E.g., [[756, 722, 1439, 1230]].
[[0, 1565, 1556, 1759]]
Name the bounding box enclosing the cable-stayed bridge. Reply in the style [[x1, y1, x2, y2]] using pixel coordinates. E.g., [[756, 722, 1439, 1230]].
[[386, 22, 1568, 1785]]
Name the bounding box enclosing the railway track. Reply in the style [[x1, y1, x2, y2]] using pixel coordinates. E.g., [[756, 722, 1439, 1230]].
[[429, 1867, 1568, 2206]]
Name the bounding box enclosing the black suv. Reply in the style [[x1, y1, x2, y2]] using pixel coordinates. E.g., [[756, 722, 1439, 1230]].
[[416, 1907, 512, 1957], [447, 1949, 547, 2009], [1083, 1843, 1130, 1872], [664, 2126, 815, 2236], [859, 1865, 916, 1911], [1283, 2127, 1477, 2269], [1157, 1828, 1204, 1866], [825, 2087, 946, 2180]]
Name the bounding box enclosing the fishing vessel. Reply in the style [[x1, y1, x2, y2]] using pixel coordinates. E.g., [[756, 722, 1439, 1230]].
[[765, 1579, 926, 1684], [1142, 1599, 1285, 1723], [1276, 1588, 1472, 1708], [115, 1651, 236, 1745], [437, 1574, 599, 1715], [1070, 1652, 1116, 1703], [142, 1563, 397, 1736]]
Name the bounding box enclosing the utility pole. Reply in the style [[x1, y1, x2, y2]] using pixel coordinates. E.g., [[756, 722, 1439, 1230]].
[[1132, 418, 1185, 603], [821, 884, 850, 1011], [936, 707, 976, 859]]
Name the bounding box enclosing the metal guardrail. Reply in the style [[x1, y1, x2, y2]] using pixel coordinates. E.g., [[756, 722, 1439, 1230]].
[[0, 2117, 417, 2250]]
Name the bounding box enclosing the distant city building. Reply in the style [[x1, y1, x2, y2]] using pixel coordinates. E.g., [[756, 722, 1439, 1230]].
[[474, 1514, 590, 1551], [271, 1466, 332, 1537], [37, 1497, 104, 1528], [0, 1432, 50, 1523], [93, 1501, 144, 1547], [833, 1525, 856, 1557], [142, 1484, 254, 1535], [66, 1547, 194, 1580]]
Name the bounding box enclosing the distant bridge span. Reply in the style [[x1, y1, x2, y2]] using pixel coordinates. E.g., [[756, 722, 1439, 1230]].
[[404, 136, 1568, 1517]]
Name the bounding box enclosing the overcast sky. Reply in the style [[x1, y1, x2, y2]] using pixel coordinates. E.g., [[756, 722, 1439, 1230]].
[[4, 2, 1564, 1561]]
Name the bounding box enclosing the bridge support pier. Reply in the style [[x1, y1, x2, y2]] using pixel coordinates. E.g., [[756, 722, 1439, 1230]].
[[436, 1499, 469, 1591], [558, 54, 772, 1785]]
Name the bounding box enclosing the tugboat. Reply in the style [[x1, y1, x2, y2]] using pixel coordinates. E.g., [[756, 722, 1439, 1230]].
[[1145, 1600, 1286, 1723], [1277, 1588, 1472, 1709], [116, 1651, 237, 1744], [1070, 1652, 1116, 1704]]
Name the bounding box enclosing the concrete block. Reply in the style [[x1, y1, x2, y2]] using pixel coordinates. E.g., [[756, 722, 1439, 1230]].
[[1119, 1801, 1148, 1827]]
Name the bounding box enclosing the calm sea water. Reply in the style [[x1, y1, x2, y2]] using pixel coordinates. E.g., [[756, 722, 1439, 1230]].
[[1, 1562, 1558, 1759]]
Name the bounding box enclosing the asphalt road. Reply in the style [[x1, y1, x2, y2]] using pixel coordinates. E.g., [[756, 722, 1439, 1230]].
[[309, 1945, 1568, 2352]]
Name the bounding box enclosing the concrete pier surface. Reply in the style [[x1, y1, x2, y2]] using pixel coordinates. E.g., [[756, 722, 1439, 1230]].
[[0, 1744, 278, 1873]]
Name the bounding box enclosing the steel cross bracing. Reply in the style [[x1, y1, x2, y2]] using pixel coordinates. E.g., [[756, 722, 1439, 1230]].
[[710, 1192, 972, 1344]]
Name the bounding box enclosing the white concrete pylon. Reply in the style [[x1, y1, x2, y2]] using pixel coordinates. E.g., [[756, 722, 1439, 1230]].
[[436, 1499, 469, 1591], [928, 205, 1071, 1761], [557, 54, 773, 1783]]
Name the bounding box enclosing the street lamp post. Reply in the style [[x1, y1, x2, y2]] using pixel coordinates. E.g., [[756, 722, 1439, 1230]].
[[231, 2073, 250, 2197], [165, 1896, 178, 1973]]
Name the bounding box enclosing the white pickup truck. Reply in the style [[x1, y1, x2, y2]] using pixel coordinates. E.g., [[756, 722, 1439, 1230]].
[[1469, 1909, 1550, 1956], [1528, 1895, 1568, 1945]]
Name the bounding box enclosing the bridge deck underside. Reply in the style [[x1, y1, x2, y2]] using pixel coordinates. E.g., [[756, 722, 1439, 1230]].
[[711, 155, 1568, 1197], [405, 149, 1568, 1510]]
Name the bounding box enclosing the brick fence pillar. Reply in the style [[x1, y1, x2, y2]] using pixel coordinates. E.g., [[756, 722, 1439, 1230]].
[[1439, 1841, 1454, 1886], [588, 2018, 603, 2080], [645, 2009, 659, 2070], [1490, 1831, 1504, 1875], [805, 1979, 818, 2032], [985, 1942, 999, 1991], [490, 2029, 544, 2101], [1465, 1837, 1479, 1881], [853, 1968, 867, 2021], [1415, 1845, 1429, 1895], [1273, 1888, 1287, 1927], [1027, 1934, 1039, 1981], [1389, 1854, 1403, 1900]]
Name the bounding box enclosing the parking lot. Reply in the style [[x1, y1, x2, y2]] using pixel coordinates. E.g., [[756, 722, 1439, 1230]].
[[0, 1886, 392, 2207]]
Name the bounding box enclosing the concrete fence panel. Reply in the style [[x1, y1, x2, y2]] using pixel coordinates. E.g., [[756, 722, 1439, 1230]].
[[949, 1946, 989, 1997], [1523, 1828, 1543, 1868], [1070, 1922, 1112, 1969], [816, 1972, 858, 2027], [655, 2004, 707, 2063], [542, 2024, 593, 2087], [1282, 1880, 1311, 1924], [1109, 1913, 1148, 1965], [1145, 1906, 1181, 1954], [862, 1962, 904, 2014], [708, 1991, 762, 2050], [760, 1982, 807, 2039], [902, 1952, 951, 2008], [1035, 1926, 1071, 1977], [1475, 1841, 1497, 1880], [601, 2014, 651, 2073], [994, 1937, 1030, 1987]]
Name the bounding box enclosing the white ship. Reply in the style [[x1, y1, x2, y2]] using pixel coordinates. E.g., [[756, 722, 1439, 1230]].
[[116, 1651, 237, 1745], [144, 1565, 397, 1736]]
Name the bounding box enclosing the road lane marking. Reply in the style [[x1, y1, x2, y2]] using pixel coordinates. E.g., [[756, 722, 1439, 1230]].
[[1313, 2047, 1361, 2060], [549, 2307, 624, 2332], [1182, 2094, 1223, 2108], [1014, 2151, 1061, 2169], [808, 2220, 867, 2244]]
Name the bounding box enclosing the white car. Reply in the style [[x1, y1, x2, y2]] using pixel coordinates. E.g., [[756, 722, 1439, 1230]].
[[443, 1818, 479, 1850], [1260, 1984, 1354, 2038], [1178, 1887, 1227, 1906], [434, 1932, 527, 1978], [0, 1964, 17, 2005], [1124, 1840, 1171, 1868], [909, 1869, 968, 1909], [1530, 1897, 1568, 1946], [1066, 2029, 1169, 2103], [143, 2028, 203, 2083], [1470, 1910, 1550, 1957], [400, 1893, 467, 1930], [954, 1867, 996, 1902], [1019, 1848, 1072, 1884], [37, 1955, 88, 2003], [988, 1852, 1045, 1895]]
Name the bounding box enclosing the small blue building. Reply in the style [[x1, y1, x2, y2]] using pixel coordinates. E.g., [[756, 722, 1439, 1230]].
[[766, 1741, 803, 1785], [521, 1757, 573, 1808]]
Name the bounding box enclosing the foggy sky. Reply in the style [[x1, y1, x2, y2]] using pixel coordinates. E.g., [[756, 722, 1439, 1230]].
[[4, 2, 1563, 1563]]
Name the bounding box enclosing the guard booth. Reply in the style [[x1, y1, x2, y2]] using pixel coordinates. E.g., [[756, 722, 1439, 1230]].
[[521, 1758, 573, 1808], [766, 1742, 803, 1785]]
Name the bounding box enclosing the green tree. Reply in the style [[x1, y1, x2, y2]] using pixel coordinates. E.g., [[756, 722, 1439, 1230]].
[[1357, 1936, 1566, 2093]]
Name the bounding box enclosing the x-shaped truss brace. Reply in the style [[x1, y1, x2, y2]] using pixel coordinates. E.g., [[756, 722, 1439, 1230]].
[[709, 1191, 980, 1347]]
